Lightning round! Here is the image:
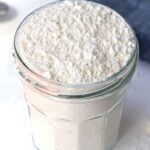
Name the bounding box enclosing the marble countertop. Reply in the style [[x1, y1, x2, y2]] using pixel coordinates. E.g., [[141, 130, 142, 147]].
[[0, 0, 150, 149]]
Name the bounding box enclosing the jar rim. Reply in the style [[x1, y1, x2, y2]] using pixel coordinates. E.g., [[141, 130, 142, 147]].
[[14, 0, 138, 90]]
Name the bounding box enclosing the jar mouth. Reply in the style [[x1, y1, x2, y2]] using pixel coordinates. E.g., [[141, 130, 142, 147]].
[[13, 1, 138, 92]]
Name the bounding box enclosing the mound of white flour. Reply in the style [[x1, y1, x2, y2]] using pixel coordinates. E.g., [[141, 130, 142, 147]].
[[16, 0, 135, 84]]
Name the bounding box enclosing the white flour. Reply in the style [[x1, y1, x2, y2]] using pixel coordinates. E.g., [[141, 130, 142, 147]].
[[14, 1, 137, 150], [16, 0, 135, 84]]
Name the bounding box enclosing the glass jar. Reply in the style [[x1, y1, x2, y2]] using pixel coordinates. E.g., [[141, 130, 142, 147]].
[[13, 1, 139, 150]]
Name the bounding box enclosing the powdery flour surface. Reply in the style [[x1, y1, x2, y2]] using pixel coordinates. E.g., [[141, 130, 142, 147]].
[[16, 0, 136, 84]]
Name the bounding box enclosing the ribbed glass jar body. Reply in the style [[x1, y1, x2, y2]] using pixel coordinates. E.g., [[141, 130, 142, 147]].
[[23, 82, 125, 150]]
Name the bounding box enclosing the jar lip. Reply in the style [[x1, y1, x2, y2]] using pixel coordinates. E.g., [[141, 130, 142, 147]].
[[14, 0, 138, 89]]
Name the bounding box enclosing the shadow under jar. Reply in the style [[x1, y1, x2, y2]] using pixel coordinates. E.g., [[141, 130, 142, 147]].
[[13, 1, 139, 150]]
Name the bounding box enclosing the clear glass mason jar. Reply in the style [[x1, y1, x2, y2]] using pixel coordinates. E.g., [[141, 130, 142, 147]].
[[13, 1, 139, 150]]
